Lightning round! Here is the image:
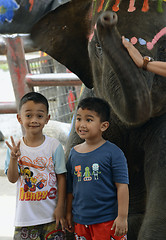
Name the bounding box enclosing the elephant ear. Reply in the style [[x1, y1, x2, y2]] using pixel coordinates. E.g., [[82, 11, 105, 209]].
[[30, 0, 94, 89], [0, 0, 71, 33]]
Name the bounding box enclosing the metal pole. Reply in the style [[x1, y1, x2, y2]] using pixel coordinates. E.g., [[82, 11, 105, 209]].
[[26, 73, 82, 87], [0, 102, 17, 114], [5, 35, 32, 112]]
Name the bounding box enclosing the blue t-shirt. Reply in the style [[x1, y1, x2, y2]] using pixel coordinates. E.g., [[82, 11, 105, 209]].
[[67, 141, 129, 225]]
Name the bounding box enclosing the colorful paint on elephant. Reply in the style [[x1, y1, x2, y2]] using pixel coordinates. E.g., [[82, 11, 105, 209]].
[[93, 0, 166, 14], [29, 0, 34, 12], [92, 0, 166, 50], [112, 0, 165, 12], [0, 0, 19, 23], [124, 27, 166, 50]]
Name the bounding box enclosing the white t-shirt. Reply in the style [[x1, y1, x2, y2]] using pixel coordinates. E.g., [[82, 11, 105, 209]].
[[5, 135, 66, 227]]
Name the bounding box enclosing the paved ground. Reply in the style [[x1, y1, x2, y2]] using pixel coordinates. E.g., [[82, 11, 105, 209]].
[[0, 123, 16, 239], [0, 176, 16, 240], [0, 129, 16, 240]]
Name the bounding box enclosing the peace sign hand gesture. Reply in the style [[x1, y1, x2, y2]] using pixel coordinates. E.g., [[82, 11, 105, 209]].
[[6, 136, 21, 160]]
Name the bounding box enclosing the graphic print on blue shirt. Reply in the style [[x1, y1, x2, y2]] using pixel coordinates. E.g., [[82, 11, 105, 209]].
[[74, 164, 101, 182]]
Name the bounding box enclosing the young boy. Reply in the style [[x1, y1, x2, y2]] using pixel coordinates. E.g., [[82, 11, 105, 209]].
[[66, 97, 129, 240], [5, 92, 66, 239]]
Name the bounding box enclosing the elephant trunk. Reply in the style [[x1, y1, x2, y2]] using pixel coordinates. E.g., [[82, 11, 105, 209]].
[[96, 11, 152, 125]]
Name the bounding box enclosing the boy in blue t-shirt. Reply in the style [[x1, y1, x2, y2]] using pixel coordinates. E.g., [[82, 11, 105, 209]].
[[66, 97, 129, 240]]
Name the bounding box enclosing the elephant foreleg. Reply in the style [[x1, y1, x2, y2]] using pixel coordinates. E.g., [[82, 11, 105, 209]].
[[139, 126, 166, 239], [138, 186, 166, 239]]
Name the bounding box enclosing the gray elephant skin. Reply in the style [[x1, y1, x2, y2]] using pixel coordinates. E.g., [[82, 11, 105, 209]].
[[1, 0, 166, 239], [65, 2, 166, 239]]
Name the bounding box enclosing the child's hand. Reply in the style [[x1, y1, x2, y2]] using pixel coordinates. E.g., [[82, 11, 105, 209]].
[[65, 212, 74, 233], [111, 216, 128, 236], [54, 206, 66, 232], [6, 136, 21, 160]]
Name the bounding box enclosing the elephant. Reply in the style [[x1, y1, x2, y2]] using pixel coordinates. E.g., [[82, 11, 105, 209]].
[[65, 5, 166, 239], [1, 0, 166, 239]]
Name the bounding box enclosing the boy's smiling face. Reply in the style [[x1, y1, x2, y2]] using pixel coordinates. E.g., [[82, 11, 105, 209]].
[[17, 100, 50, 136], [75, 107, 109, 141]]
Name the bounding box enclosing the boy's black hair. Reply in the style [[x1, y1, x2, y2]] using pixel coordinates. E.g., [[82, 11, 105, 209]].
[[77, 97, 110, 122], [19, 92, 49, 113]]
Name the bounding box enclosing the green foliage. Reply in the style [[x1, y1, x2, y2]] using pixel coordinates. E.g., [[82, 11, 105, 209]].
[[0, 63, 9, 71]]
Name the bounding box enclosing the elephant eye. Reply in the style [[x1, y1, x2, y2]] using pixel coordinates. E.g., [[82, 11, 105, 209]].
[[95, 43, 102, 56]]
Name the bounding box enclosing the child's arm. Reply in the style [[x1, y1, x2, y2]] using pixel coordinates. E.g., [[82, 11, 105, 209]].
[[66, 192, 74, 232], [111, 183, 129, 236], [54, 173, 66, 231], [5, 136, 21, 183]]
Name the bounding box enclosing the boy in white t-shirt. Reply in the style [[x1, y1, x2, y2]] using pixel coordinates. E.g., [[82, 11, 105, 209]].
[[5, 92, 67, 240]]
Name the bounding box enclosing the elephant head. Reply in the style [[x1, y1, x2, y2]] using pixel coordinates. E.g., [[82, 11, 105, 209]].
[[30, 0, 166, 126]]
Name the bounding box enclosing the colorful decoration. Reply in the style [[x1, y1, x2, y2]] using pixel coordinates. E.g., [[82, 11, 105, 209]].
[[158, 0, 164, 12], [97, 0, 105, 12], [93, 0, 110, 14], [93, 0, 164, 14], [125, 27, 166, 50], [112, 0, 165, 13], [29, 0, 34, 12], [112, 0, 121, 12], [141, 0, 149, 12], [91, 1, 166, 50], [128, 0, 136, 12], [147, 27, 166, 50], [0, 0, 19, 23]]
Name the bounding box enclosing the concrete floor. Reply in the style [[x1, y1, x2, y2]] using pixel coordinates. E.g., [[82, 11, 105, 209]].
[[0, 176, 16, 240]]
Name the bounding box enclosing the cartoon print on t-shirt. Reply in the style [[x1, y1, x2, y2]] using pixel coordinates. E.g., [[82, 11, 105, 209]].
[[75, 164, 101, 182], [21, 167, 45, 192], [48, 172, 57, 187], [74, 165, 82, 182], [83, 167, 92, 181], [92, 163, 101, 180], [18, 155, 57, 201]]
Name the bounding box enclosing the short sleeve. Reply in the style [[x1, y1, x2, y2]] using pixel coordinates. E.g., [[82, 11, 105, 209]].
[[52, 143, 67, 174], [4, 148, 10, 175], [4, 148, 20, 175], [111, 148, 129, 184]]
